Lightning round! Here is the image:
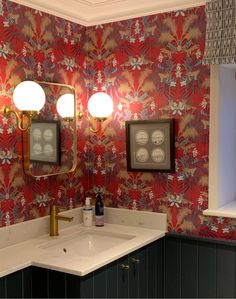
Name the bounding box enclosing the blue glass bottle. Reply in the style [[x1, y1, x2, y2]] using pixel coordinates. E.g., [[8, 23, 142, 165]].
[[95, 192, 104, 227]]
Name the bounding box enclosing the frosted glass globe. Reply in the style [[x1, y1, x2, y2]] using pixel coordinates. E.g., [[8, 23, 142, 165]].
[[56, 93, 74, 118], [88, 92, 113, 119], [13, 81, 46, 111]]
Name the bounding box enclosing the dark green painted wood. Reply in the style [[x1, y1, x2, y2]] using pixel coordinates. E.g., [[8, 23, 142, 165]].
[[117, 256, 129, 298], [165, 237, 181, 298], [32, 267, 48, 298], [166, 232, 236, 247], [156, 238, 164, 298], [138, 246, 147, 298], [216, 244, 236, 298], [129, 250, 139, 298], [94, 267, 107, 298], [6, 270, 23, 298], [198, 242, 217, 298], [80, 272, 93, 298], [4, 235, 236, 299], [181, 239, 198, 298], [106, 261, 118, 298], [23, 267, 32, 298], [147, 242, 157, 298], [48, 269, 66, 298], [66, 273, 80, 298], [0, 277, 6, 298]]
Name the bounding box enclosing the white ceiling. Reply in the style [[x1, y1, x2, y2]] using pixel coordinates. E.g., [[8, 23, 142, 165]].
[[9, 0, 206, 26]]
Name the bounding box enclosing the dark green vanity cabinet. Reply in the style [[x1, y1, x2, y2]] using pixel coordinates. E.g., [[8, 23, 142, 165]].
[[30, 238, 164, 298], [0, 238, 164, 299], [121, 239, 164, 298], [0, 267, 32, 298], [1, 235, 236, 298]]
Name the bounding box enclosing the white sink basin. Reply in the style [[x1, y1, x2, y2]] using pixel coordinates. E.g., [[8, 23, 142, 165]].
[[40, 230, 135, 257]]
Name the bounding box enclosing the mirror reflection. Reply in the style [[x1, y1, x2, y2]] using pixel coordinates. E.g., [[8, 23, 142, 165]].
[[22, 81, 77, 177]]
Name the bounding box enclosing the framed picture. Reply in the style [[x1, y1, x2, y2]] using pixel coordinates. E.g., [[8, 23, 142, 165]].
[[125, 119, 175, 172], [29, 120, 60, 165]]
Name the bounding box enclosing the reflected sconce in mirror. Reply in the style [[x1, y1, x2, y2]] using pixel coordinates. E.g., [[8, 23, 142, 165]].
[[87, 92, 113, 133], [56, 93, 83, 121], [56, 93, 74, 121], [3, 81, 46, 131]]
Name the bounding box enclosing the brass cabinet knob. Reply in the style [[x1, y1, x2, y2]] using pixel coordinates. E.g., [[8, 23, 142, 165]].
[[121, 264, 130, 270], [132, 258, 140, 263]]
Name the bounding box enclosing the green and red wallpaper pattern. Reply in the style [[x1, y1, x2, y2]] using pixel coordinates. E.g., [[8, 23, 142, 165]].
[[0, 0, 235, 239]]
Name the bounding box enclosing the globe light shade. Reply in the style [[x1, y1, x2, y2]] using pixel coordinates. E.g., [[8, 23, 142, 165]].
[[88, 92, 113, 119], [13, 81, 46, 112], [56, 93, 74, 118]]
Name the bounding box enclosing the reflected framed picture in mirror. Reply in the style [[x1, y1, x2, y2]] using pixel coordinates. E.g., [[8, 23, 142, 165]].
[[125, 119, 175, 172], [29, 120, 60, 165]]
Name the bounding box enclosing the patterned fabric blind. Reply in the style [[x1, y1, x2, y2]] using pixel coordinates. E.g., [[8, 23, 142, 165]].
[[202, 0, 236, 64]]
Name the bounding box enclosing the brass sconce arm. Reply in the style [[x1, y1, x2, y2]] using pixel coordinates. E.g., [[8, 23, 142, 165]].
[[87, 92, 113, 133], [2, 106, 36, 132], [62, 111, 84, 123], [3, 81, 45, 132], [88, 115, 106, 133]]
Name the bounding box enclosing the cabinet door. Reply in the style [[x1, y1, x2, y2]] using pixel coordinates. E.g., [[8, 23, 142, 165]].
[[156, 238, 164, 298], [0, 277, 5, 298], [146, 241, 157, 298], [129, 250, 139, 298], [129, 246, 148, 298], [94, 267, 107, 298], [80, 272, 94, 298], [137, 246, 148, 298], [118, 256, 130, 298], [107, 261, 118, 298]]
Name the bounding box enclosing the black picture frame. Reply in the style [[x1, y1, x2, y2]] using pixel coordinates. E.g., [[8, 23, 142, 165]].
[[29, 120, 61, 165], [125, 119, 175, 172]]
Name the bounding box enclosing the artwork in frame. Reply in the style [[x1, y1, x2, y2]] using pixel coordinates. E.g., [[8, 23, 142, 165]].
[[125, 119, 175, 172], [29, 120, 61, 165]]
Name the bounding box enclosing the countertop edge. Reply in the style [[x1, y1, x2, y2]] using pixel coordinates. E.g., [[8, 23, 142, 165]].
[[0, 208, 167, 278], [32, 231, 166, 277], [0, 225, 166, 278]]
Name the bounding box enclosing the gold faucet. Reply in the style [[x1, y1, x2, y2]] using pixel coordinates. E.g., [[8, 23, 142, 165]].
[[50, 205, 74, 236]]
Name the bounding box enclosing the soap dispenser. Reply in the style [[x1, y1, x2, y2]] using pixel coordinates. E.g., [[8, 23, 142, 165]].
[[83, 197, 93, 227]]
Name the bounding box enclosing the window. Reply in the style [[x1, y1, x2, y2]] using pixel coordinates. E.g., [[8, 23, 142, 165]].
[[203, 65, 236, 218]]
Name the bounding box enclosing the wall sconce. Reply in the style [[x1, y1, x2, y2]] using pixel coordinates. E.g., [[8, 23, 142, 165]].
[[3, 81, 113, 134], [56, 93, 83, 122], [87, 92, 113, 133], [57, 91, 113, 133], [56, 93, 75, 121], [3, 81, 46, 132]]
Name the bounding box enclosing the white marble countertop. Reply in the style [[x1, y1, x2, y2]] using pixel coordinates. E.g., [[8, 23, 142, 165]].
[[0, 207, 166, 277]]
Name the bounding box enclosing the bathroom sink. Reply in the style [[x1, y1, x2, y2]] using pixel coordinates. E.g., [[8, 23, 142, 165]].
[[40, 229, 135, 257]]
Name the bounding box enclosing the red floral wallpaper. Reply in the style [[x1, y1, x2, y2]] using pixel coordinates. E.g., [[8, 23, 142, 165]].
[[0, 0, 87, 224], [0, 0, 235, 239]]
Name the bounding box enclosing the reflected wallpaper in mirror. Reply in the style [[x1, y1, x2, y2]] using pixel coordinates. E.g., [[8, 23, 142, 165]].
[[22, 82, 77, 177]]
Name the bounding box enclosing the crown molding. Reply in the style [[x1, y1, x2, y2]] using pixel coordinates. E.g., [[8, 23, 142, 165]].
[[9, 0, 206, 26]]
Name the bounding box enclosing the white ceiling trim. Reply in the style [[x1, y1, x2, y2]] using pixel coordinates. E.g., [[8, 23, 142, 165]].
[[80, 0, 126, 7], [9, 0, 206, 27]]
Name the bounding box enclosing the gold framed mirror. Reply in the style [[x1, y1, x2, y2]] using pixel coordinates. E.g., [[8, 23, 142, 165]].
[[22, 81, 77, 177]]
